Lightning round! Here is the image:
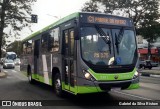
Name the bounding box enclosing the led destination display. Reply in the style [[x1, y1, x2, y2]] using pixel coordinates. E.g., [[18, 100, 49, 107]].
[[80, 13, 132, 27]]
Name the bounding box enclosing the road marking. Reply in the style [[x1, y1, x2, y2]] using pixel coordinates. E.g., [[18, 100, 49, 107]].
[[150, 74, 160, 78], [11, 70, 17, 73], [112, 90, 152, 100], [3, 70, 8, 73], [7, 76, 13, 79], [12, 74, 27, 81]]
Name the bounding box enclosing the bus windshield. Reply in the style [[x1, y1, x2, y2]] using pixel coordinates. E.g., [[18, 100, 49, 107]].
[[6, 52, 17, 60], [80, 26, 137, 66]]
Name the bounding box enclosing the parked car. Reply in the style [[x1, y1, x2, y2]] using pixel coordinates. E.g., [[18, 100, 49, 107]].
[[139, 60, 152, 69], [14, 58, 21, 65], [150, 61, 159, 67], [3, 59, 15, 69]]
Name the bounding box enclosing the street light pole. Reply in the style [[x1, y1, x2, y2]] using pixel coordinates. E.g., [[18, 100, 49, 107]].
[[46, 14, 61, 19], [16, 37, 20, 57]]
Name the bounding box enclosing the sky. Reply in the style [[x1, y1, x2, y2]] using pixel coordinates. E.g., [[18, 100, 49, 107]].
[[21, 0, 89, 40]]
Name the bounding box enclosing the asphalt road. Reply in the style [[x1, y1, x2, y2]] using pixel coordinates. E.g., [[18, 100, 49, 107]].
[[0, 65, 160, 109]]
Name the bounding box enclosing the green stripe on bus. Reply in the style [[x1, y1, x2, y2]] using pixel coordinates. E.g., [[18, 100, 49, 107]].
[[88, 68, 136, 81], [31, 74, 52, 85], [77, 86, 99, 94], [127, 83, 139, 90], [62, 82, 102, 94], [31, 73, 139, 94]]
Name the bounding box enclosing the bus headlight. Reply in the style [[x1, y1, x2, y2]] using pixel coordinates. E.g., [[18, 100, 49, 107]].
[[85, 72, 91, 79], [133, 71, 139, 79], [135, 71, 138, 76], [83, 70, 96, 81]]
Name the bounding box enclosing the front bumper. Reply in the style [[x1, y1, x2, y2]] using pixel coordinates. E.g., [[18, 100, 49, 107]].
[[94, 76, 139, 91], [76, 76, 139, 94], [3, 64, 15, 68]]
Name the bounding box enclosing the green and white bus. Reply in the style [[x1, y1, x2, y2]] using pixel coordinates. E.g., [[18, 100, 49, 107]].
[[21, 12, 139, 96]]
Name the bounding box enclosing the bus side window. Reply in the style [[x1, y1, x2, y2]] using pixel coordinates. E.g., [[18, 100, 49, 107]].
[[70, 30, 74, 56], [49, 27, 60, 52], [64, 31, 69, 55], [41, 33, 49, 53], [23, 43, 27, 55], [26, 40, 32, 54]]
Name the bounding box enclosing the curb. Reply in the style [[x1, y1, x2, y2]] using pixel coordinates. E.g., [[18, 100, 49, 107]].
[[0, 71, 7, 78], [140, 72, 160, 78]]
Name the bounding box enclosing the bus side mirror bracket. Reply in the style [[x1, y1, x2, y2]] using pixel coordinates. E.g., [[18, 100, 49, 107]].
[[73, 41, 77, 60]]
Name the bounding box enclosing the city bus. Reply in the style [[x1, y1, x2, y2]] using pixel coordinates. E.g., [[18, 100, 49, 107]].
[[21, 12, 139, 97], [5, 52, 17, 60]]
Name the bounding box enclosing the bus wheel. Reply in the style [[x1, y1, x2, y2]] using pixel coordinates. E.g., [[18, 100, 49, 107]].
[[28, 69, 34, 84], [54, 73, 64, 97]]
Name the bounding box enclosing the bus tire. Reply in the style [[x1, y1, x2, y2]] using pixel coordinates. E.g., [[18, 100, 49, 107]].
[[54, 73, 64, 97], [28, 68, 34, 84]]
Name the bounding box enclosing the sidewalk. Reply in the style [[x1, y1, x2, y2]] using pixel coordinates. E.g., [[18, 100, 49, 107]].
[[139, 68, 160, 77], [0, 69, 7, 78]]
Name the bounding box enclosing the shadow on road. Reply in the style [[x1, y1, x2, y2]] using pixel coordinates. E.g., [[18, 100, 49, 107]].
[[31, 81, 126, 106]]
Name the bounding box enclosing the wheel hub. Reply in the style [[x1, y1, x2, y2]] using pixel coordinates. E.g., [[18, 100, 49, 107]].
[[28, 74, 31, 81], [55, 79, 61, 93]]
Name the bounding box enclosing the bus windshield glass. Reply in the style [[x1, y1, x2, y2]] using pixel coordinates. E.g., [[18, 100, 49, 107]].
[[6, 52, 17, 60], [80, 26, 137, 66]]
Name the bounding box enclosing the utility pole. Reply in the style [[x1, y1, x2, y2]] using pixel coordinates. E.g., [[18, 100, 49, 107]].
[[46, 14, 61, 19], [148, 40, 151, 60], [16, 36, 20, 57]]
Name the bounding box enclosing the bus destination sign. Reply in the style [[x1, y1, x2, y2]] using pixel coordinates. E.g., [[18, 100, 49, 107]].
[[80, 14, 132, 26], [87, 16, 127, 25]]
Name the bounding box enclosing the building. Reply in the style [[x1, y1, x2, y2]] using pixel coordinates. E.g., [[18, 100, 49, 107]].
[[137, 37, 160, 63]]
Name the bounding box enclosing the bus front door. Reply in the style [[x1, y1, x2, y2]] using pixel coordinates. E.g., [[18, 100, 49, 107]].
[[63, 29, 76, 93], [34, 39, 40, 81]]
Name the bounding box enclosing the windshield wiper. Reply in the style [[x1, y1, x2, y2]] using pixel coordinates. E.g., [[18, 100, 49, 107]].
[[115, 33, 119, 54], [115, 27, 124, 54], [95, 25, 111, 54]]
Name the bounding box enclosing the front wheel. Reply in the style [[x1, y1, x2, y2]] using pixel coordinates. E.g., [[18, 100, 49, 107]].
[[54, 73, 64, 97], [28, 69, 34, 84]]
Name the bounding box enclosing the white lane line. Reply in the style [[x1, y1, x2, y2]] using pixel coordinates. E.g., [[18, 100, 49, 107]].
[[3, 70, 8, 73], [12, 73, 27, 81], [11, 70, 17, 73], [13, 70, 28, 80], [112, 90, 152, 100], [8, 69, 27, 81], [7, 76, 13, 79]]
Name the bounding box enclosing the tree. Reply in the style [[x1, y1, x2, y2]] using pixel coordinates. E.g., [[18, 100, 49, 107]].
[[81, 1, 99, 12], [6, 41, 22, 57], [0, 0, 36, 58], [81, 0, 160, 39]]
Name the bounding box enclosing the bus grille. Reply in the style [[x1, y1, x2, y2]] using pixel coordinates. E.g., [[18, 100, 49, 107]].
[[99, 81, 131, 91]]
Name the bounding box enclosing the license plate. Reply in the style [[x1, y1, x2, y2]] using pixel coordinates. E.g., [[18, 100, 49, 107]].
[[111, 87, 121, 91]]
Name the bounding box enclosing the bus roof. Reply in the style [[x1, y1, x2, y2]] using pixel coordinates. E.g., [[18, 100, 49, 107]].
[[22, 12, 132, 42], [6, 52, 16, 54]]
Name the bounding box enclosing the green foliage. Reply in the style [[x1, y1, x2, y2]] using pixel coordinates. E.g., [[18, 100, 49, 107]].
[[0, 0, 36, 58], [81, 0, 160, 41], [3, 0, 36, 36], [6, 41, 22, 56], [82, 1, 99, 12], [138, 24, 160, 42]]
